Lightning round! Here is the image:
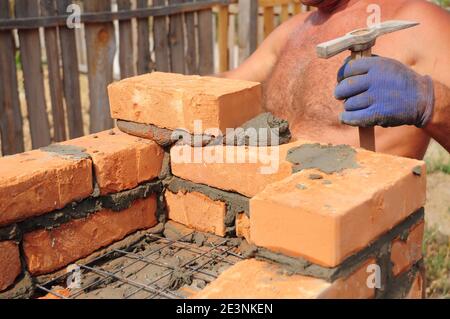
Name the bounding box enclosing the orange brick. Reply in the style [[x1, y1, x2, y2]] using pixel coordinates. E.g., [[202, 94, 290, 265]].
[[171, 141, 307, 197], [406, 271, 425, 299], [108, 72, 262, 133], [23, 196, 158, 275], [165, 190, 226, 236], [0, 241, 22, 291], [62, 129, 164, 195], [250, 148, 426, 267], [193, 259, 375, 299], [0, 150, 92, 226], [391, 221, 424, 276], [236, 213, 251, 243]]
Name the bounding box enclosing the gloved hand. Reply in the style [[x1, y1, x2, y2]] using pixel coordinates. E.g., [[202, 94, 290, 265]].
[[335, 56, 434, 128]]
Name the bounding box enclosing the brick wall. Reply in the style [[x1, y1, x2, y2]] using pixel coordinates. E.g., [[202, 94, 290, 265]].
[[0, 72, 426, 299]]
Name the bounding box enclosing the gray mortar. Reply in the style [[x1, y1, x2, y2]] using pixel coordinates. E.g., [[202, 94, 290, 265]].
[[380, 260, 424, 299], [0, 272, 34, 299], [286, 143, 359, 174], [0, 224, 19, 241], [118, 112, 291, 148], [102, 181, 162, 212], [0, 180, 162, 240], [166, 176, 250, 231], [256, 208, 424, 282], [117, 120, 176, 148], [117, 119, 215, 148], [158, 151, 172, 180], [40, 144, 91, 161], [209, 112, 291, 146], [412, 165, 423, 176]]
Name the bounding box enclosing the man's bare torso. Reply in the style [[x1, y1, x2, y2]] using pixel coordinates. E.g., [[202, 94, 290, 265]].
[[264, 0, 431, 159]]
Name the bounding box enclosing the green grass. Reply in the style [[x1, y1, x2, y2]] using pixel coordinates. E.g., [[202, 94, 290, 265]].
[[424, 141, 450, 174], [424, 226, 450, 298]]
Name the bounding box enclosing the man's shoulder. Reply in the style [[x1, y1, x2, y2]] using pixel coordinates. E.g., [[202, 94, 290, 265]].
[[394, 0, 449, 22]]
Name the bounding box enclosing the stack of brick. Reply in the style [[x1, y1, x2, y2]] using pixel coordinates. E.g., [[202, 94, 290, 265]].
[[0, 72, 427, 299], [0, 129, 164, 297], [108, 72, 427, 299]]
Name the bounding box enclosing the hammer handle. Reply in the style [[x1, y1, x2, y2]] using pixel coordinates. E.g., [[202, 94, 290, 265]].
[[351, 49, 376, 151]]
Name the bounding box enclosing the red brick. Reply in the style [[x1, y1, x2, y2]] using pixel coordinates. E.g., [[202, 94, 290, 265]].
[[171, 141, 305, 197], [236, 213, 251, 243], [63, 129, 164, 195], [391, 221, 424, 276], [23, 196, 158, 275], [250, 148, 426, 267], [193, 258, 375, 299], [165, 190, 227, 237], [0, 241, 21, 291], [0, 150, 92, 226], [406, 270, 425, 299], [108, 72, 262, 133]]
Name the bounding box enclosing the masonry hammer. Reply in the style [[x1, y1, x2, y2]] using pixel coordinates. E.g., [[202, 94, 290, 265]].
[[316, 20, 419, 151]]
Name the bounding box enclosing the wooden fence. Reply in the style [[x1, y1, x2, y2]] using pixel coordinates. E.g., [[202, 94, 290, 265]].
[[0, 0, 309, 156]]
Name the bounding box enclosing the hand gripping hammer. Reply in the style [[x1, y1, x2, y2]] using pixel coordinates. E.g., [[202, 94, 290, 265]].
[[316, 20, 419, 151]]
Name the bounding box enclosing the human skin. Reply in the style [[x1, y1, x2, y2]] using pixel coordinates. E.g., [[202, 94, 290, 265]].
[[221, 0, 450, 159]]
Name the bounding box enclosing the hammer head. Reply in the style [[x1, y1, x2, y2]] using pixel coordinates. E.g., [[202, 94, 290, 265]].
[[317, 20, 419, 59]]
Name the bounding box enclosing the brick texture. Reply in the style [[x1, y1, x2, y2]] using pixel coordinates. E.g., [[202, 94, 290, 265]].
[[250, 148, 426, 267], [0, 241, 22, 291], [23, 196, 158, 275], [193, 258, 375, 299], [236, 213, 251, 243], [0, 150, 92, 226], [391, 221, 424, 276], [406, 270, 425, 299], [108, 72, 262, 133], [62, 129, 164, 195], [171, 141, 306, 197], [165, 190, 227, 237]]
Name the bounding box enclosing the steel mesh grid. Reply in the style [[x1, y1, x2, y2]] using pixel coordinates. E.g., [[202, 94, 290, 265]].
[[36, 232, 244, 299]]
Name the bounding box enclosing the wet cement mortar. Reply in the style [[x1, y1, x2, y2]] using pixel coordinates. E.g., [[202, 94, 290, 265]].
[[117, 112, 292, 148], [34, 223, 243, 299], [286, 143, 359, 174]]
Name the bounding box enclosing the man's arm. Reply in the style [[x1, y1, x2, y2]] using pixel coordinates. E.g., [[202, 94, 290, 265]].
[[219, 13, 308, 83], [334, 1, 450, 152], [425, 81, 450, 151]]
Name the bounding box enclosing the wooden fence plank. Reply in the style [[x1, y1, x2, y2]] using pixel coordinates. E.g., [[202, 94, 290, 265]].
[[57, 0, 84, 138], [197, 0, 214, 75], [218, 5, 229, 73], [281, 4, 289, 22], [40, 0, 66, 142], [83, 0, 115, 133], [0, 0, 24, 155], [184, 0, 197, 74], [294, 2, 302, 14], [263, 6, 274, 38], [118, 0, 135, 79], [136, 0, 151, 74], [238, 0, 258, 64], [153, 0, 170, 72], [15, 0, 51, 149], [169, 0, 186, 74]]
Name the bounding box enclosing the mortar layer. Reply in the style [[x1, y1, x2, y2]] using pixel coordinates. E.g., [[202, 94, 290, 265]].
[[286, 143, 359, 174]]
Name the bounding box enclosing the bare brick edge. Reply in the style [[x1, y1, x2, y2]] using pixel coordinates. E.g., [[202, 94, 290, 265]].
[[256, 208, 424, 284]]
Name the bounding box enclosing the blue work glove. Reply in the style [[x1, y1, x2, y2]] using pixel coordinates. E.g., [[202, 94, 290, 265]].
[[335, 56, 434, 128]]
